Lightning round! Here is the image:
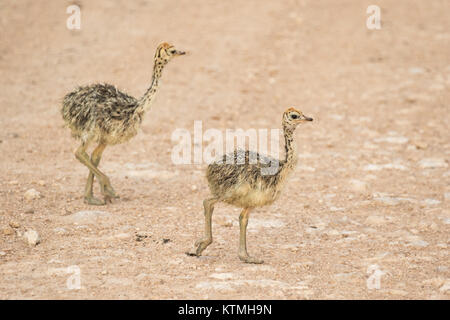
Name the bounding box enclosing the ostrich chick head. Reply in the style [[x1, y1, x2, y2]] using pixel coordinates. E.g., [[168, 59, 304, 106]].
[[283, 107, 313, 129], [155, 42, 186, 63]]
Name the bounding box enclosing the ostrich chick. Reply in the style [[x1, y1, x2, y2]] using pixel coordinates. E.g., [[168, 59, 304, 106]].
[[191, 107, 313, 264], [62, 42, 185, 205]]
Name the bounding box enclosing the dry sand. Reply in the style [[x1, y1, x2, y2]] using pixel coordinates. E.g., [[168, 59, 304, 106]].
[[0, 0, 449, 299]]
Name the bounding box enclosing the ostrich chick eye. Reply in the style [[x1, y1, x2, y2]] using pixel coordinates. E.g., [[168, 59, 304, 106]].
[[291, 114, 299, 119]]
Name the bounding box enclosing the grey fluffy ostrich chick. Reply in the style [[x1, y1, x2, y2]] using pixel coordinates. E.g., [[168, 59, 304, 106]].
[[62, 42, 185, 205], [189, 107, 313, 264]]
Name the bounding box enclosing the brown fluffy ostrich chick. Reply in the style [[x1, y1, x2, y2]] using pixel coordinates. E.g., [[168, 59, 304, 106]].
[[190, 107, 313, 264], [62, 42, 185, 205]]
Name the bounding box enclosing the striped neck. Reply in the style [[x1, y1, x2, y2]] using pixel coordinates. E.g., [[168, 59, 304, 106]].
[[282, 123, 297, 168], [135, 59, 166, 114]]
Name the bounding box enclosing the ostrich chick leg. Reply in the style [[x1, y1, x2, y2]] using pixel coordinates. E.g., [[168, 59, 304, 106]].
[[75, 143, 118, 200], [84, 143, 108, 205], [194, 197, 218, 256], [238, 208, 264, 264]]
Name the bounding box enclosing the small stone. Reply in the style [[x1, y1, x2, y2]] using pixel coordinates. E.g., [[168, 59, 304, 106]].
[[2, 228, 14, 236], [24, 207, 34, 214], [102, 270, 108, 275], [24, 189, 41, 200], [0, 251, 6, 256], [23, 230, 41, 246], [37, 180, 46, 186], [9, 180, 19, 185], [9, 221, 20, 228], [418, 158, 448, 169], [413, 141, 428, 149]]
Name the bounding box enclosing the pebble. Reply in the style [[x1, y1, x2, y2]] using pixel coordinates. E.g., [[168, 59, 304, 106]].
[[24, 207, 34, 214], [23, 230, 41, 246], [418, 158, 448, 169], [9, 221, 20, 228], [413, 141, 428, 149], [0, 251, 6, 256], [24, 189, 41, 200]]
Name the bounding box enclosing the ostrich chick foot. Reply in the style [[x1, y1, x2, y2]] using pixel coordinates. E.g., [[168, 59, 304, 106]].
[[194, 237, 212, 256], [239, 252, 264, 264]]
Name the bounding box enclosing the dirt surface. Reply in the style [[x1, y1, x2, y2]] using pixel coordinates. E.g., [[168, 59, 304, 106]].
[[0, 0, 449, 299]]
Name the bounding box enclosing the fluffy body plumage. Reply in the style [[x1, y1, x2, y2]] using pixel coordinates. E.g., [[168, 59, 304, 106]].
[[191, 107, 313, 264], [62, 83, 141, 145], [206, 150, 289, 208], [61, 42, 185, 205]]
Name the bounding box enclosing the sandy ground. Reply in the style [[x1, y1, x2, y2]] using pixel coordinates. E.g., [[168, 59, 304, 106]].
[[0, 0, 449, 299]]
